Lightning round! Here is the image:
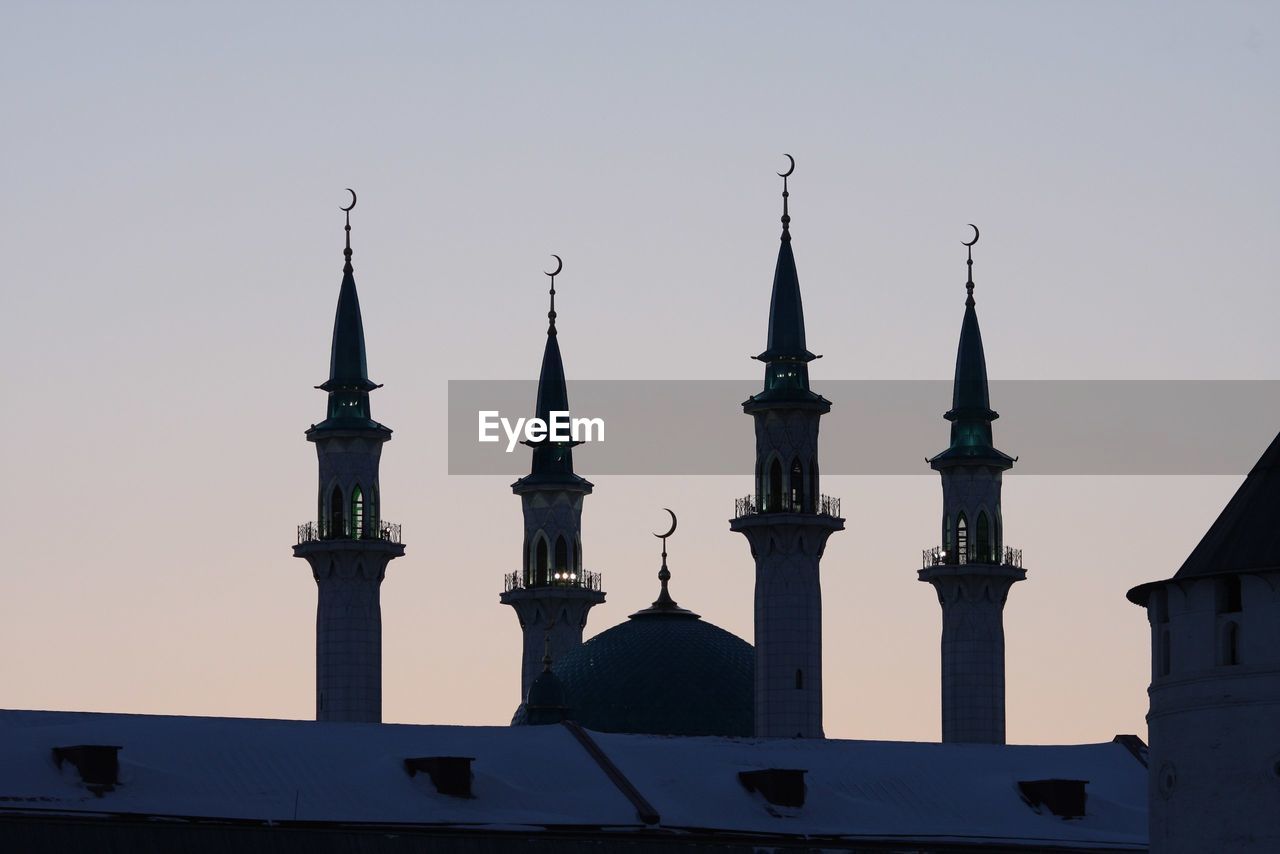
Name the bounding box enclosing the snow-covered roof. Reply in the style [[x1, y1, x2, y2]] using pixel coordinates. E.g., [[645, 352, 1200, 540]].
[[0, 709, 1147, 850]]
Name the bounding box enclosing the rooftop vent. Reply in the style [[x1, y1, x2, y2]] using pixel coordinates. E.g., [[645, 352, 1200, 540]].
[[52, 745, 121, 796], [739, 768, 806, 808], [404, 756, 474, 798], [1018, 778, 1088, 819]]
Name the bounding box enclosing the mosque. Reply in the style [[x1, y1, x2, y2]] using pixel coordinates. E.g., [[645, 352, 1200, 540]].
[[0, 166, 1276, 853]]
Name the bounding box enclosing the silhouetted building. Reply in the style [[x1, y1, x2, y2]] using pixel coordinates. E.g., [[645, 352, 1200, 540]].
[[1128, 430, 1280, 853]]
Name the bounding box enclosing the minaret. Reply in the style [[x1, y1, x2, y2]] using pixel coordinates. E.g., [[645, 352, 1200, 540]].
[[918, 225, 1024, 744], [729, 158, 844, 739], [293, 190, 405, 723], [500, 257, 605, 701], [1128, 431, 1280, 853]]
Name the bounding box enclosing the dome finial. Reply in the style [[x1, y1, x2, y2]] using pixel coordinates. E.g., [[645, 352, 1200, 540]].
[[651, 509, 679, 610], [778, 154, 795, 241], [963, 223, 980, 307], [340, 188, 357, 274], [544, 254, 563, 336]]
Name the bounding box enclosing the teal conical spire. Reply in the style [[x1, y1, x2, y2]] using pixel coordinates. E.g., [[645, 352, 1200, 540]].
[[515, 258, 589, 488], [311, 194, 386, 434], [931, 228, 1012, 468], [752, 161, 822, 402]]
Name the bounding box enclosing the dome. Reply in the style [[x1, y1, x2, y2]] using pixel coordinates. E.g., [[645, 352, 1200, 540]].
[[513, 566, 754, 737]]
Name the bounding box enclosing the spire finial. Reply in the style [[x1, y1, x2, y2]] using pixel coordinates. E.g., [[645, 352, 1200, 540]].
[[962, 223, 980, 307], [340, 189, 357, 274], [543, 254, 563, 336], [652, 508, 678, 608], [778, 154, 795, 241]]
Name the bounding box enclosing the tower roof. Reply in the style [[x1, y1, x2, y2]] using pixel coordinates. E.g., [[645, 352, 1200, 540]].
[[755, 239, 818, 364], [309, 191, 389, 436], [749, 158, 826, 407], [320, 197, 379, 395], [930, 226, 1013, 468], [514, 257, 591, 491], [1129, 428, 1280, 604]]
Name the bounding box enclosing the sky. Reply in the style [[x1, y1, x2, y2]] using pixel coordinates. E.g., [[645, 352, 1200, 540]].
[[2, 1, 1278, 744]]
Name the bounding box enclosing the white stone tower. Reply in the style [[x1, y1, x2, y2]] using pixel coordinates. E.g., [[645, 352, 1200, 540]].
[[1128, 430, 1280, 853], [730, 159, 843, 739], [919, 226, 1024, 745], [293, 193, 405, 723], [500, 258, 605, 702]]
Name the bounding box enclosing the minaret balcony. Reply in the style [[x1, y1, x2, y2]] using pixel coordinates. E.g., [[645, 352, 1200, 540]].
[[297, 520, 403, 545], [921, 544, 1022, 570], [502, 569, 603, 594], [733, 493, 841, 519]]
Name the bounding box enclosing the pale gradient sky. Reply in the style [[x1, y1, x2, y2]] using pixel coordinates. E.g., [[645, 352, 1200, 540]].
[[2, 2, 1278, 744]]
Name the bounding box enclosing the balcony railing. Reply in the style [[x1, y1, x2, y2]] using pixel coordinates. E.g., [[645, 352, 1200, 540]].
[[297, 520, 403, 545], [921, 545, 1022, 569], [503, 569, 603, 593], [733, 493, 841, 518]]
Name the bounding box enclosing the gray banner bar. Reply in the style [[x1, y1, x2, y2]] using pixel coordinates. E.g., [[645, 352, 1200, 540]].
[[448, 380, 1280, 475]]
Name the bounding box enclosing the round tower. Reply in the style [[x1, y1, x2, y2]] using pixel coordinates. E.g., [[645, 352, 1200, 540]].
[[1128, 431, 1280, 853], [500, 259, 605, 701], [918, 227, 1024, 745], [293, 193, 405, 723], [729, 160, 843, 739]]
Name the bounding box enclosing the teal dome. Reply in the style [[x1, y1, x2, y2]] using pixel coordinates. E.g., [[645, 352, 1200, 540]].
[[513, 606, 754, 737]]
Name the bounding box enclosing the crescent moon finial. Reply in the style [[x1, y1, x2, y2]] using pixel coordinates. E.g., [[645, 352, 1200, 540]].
[[777, 154, 794, 236], [339, 188, 357, 271], [962, 224, 979, 303], [653, 508, 678, 540], [543, 255, 562, 335]]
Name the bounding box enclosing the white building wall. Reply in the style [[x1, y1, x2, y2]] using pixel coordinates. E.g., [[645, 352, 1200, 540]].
[[1145, 571, 1280, 853]]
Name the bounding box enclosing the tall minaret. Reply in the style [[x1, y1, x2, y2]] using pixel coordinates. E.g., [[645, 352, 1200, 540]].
[[918, 225, 1024, 745], [500, 257, 605, 701], [730, 158, 844, 739], [293, 190, 405, 723]]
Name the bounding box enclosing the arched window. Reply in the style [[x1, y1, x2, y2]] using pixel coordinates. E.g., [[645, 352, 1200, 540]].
[[554, 535, 568, 577], [1217, 576, 1242, 613], [809, 459, 819, 512], [1222, 622, 1241, 666], [976, 512, 991, 564], [956, 513, 968, 565], [523, 533, 533, 585], [535, 537, 549, 586], [329, 485, 345, 540], [350, 486, 364, 539], [943, 515, 952, 553], [795, 668, 804, 690], [789, 457, 804, 512], [768, 458, 783, 512], [1159, 629, 1171, 677]]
